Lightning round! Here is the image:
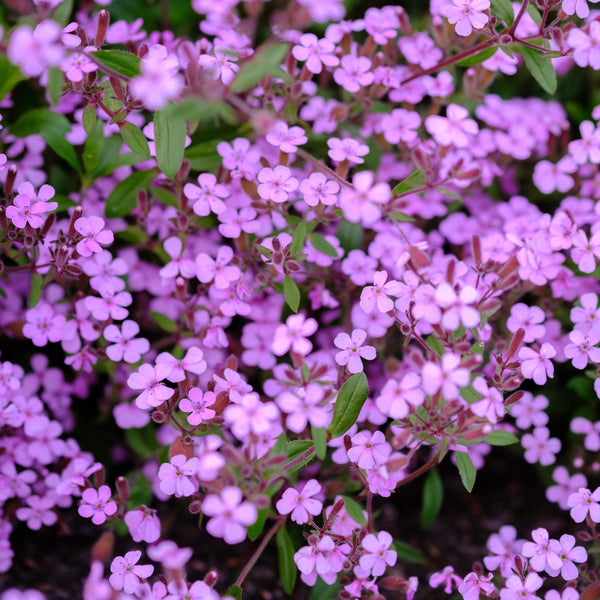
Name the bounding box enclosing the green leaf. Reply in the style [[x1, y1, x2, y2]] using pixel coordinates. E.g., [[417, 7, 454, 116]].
[[120, 122, 151, 160], [291, 220, 308, 255], [285, 440, 316, 472], [46, 67, 64, 106], [484, 430, 519, 446], [308, 233, 338, 257], [491, 0, 514, 24], [0, 55, 27, 102], [105, 169, 158, 218], [154, 106, 187, 179], [230, 42, 290, 92], [460, 384, 485, 405], [116, 226, 147, 243], [283, 275, 300, 313], [456, 46, 497, 67], [519, 44, 557, 95], [390, 211, 415, 223], [247, 508, 267, 541], [124, 425, 158, 458], [527, 3, 543, 25], [151, 186, 179, 208], [393, 540, 426, 564], [52, 0, 74, 25], [83, 119, 104, 174], [276, 527, 297, 595], [150, 311, 178, 333], [10, 108, 80, 172], [309, 577, 340, 600], [392, 169, 424, 196], [90, 49, 141, 79], [29, 274, 43, 309], [341, 495, 366, 526], [82, 103, 97, 134], [455, 451, 476, 492], [328, 372, 369, 439], [127, 474, 153, 508], [421, 469, 444, 528], [336, 219, 362, 253], [225, 585, 242, 600], [185, 140, 222, 173], [311, 425, 327, 460]]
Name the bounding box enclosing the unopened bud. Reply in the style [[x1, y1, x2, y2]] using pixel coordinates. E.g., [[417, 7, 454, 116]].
[[95, 10, 110, 45], [189, 500, 202, 514], [507, 328, 525, 358], [91, 531, 115, 563], [138, 43, 149, 59], [471, 234, 482, 264], [4, 166, 17, 197], [68, 206, 83, 238], [204, 571, 218, 587], [116, 476, 129, 501], [41, 213, 56, 237], [110, 77, 126, 101]]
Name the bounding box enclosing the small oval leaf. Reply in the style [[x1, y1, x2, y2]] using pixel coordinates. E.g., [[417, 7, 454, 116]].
[[154, 107, 187, 179], [328, 372, 369, 439], [455, 451, 476, 492], [283, 275, 300, 313], [276, 526, 297, 595], [120, 122, 151, 160], [91, 49, 141, 79]]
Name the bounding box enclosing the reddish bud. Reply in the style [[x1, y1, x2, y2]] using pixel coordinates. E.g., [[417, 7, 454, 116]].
[[4, 166, 17, 197], [115, 476, 129, 501], [169, 436, 195, 460], [95, 10, 110, 45], [91, 531, 114, 563], [507, 328, 525, 358]]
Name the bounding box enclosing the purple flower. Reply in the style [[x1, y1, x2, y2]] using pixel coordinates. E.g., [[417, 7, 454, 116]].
[[276, 479, 323, 524], [74, 216, 114, 257], [446, 0, 490, 37], [6, 182, 57, 229], [359, 531, 397, 577], [78, 485, 117, 525], [567, 487, 600, 523], [334, 328, 376, 373], [521, 427, 561, 466], [202, 486, 257, 545], [109, 551, 154, 595]]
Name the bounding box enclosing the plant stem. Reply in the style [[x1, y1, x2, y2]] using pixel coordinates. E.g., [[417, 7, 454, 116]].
[[395, 448, 441, 489], [235, 517, 285, 588]]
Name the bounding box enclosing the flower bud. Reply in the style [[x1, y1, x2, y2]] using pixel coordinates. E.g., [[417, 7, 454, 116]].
[[95, 10, 110, 45]]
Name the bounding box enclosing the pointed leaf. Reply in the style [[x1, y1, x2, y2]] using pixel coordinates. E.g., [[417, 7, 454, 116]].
[[47, 67, 64, 106], [83, 103, 97, 134], [29, 274, 43, 309], [311, 425, 327, 460], [491, 0, 514, 24], [421, 469, 444, 528], [520, 44, 557, 95], [341, 496, 367, 526], [0, 55, 27, 102], [484, 430, 519, 446], [105, 169, 158, 218], [120, 122, 151, 160], [456, 46, 497, 67], [225, 585, 242, 600], [247, 508, 267, 541], [291, 220, 307, 254], [230, 42, 289, 93], [393, 540, 426, 564], [283, 275, 300, 313], [90, 49, 141, 79], [392, 169, 424, 195], [150, 311, 178, 333], [455, 451, 476, 492], [336, 219, 362, 252], [308, 233, 338, 257], [277, 527, 297, 595], [328, 372, 369, 439], [154, 107, 187, 179]]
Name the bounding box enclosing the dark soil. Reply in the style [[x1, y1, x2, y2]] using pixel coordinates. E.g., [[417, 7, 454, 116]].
[[0, 448, 573, 600]]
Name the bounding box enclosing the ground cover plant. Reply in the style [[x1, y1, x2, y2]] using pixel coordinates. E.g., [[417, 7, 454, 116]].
[[5, 0, 600, 598]]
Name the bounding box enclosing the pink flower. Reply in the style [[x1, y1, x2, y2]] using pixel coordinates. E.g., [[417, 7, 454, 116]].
[[521, 527, 562, 575], [223, 392, 280, 440], [15, 495, 57, 530], [300, 172, 340, 207], [375, 373, 425, 419], [458, 571, 496, 600], [61, 48, 97, 83], [429, 565, 463, 594], [359, 531, 397, 577], [567, 22, 600, 70], [339, 171, 391, 226], [271, 314, 318, 356], [196, 245, 240, 289], [275, 383, 332, 433], [293, 33, 339, 74], [563, 0, 599, 18], [276, 479, 323, 524], [6, 182, 57, 229], [78, 485, 117, 525], [124, 507, 161, 543], [334, 329, 376, 373], [109, 551, 154, 595], [360, 271, 402, 313], [22, 302, 66, 347], [198, 47, 239, 85], [266, 121, 308, 153], [435, 282, 480, 331], [130, 44, 183, 111], [521, 427, 561, 466], [103, 320, 149, 363], [127, 363, 174, 409], [509, 392, 549, 430], [183, 173, 229, 216], [546, 466, 588, 510], [158, 454, 200, 497], [179, 388, 216, 425], [8, 20, 63, 77], [446, 0, 490, 37], [347, 430, 392, 470], [74, 216, 114, 257], [567, 487, 600, 523], [564, 328, 600, 369], [552, 534, 587, 580], [202, 486, 257, 544], [333, 54, 374, 93], [500, 573, 543, 600], [426, 103, 479, 147], [327, 137, 369, 164], [507, 303, 546, 343], [256, 165, 299, 203], [422, 352, 470, 400], [518, 343, 556, 385]]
